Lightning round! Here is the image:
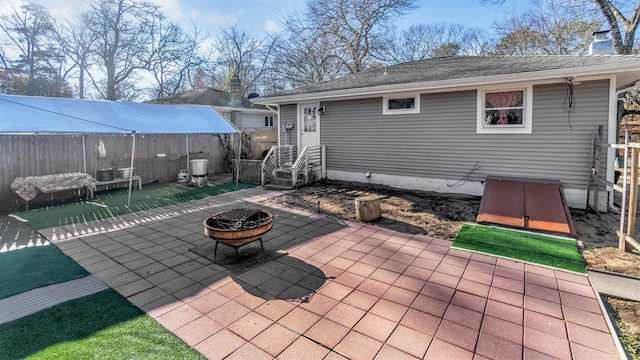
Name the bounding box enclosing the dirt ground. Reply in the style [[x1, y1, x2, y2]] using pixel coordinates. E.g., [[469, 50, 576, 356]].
[[261, 179, 639, 272], [260, 179, 640, 358]]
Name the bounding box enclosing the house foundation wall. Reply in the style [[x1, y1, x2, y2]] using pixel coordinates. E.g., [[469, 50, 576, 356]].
[[327, 169, 600, 211]]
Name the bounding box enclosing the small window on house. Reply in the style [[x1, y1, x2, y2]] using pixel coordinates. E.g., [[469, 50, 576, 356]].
[[383, 93, 420, 115], [264, 116, 274, 127], [477, 86, 532, 134]]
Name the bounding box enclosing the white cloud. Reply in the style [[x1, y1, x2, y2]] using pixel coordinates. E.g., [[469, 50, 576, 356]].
[[150, 0, 183, 21], [0, 0, 22, 16], [206, 9, 243, 28], [0, 0, 85, 19], [264, 19, 281, 34]]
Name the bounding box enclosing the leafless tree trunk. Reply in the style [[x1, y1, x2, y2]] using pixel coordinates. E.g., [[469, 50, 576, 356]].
[[377, 23, 492, 63], [595, 0, 640, 54], [85, 0, 163, 100], [269, 14, 346, 88], [485, 0, 639, 54], [493, 0, 600, 55], [307, 0, 418, 73], [213, 24, 277, 96], [56, 13, 97, 99], [148, 21, 209, 99]]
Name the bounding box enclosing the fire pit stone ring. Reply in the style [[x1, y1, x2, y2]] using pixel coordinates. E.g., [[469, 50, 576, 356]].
[[203, 208, 275, 262]]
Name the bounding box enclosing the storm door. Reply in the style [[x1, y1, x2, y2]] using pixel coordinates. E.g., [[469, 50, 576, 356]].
[[299, 103, 319, 150]]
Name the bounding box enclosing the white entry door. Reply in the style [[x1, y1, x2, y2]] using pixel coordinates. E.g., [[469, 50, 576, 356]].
[[299, 103, 320, 150]]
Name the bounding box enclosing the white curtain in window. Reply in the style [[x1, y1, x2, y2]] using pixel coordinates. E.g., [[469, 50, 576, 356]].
[[485, 91, 523, 125]]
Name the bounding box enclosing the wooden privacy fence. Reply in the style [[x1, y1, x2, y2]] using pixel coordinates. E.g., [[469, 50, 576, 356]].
[[0, 133, 237, 213]]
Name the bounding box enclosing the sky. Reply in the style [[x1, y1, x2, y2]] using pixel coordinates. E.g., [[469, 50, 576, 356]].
[[0, 0, 525, 38]]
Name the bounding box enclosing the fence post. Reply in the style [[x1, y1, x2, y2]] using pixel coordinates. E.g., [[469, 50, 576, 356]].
[[593, 126, 603, 213], [625, 147, 639, 249]]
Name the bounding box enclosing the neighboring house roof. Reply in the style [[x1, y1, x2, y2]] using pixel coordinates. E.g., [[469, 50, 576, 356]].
[[148, 87, 274, 113], [252, 55, 640, 103]]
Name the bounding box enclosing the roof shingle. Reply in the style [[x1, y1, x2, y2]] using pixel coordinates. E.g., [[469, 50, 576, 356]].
[[261, 55, 640, 98]]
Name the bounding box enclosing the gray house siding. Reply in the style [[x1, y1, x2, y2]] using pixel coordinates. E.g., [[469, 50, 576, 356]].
[[279, 104, 298, 148], [319, 80, 609, 190]]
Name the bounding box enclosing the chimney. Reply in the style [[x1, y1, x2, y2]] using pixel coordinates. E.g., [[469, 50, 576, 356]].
[[230, 75, 242, 106], [589, 30, 613, 55]]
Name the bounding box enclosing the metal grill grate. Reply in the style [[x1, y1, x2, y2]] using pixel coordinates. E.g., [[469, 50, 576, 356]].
[[207, 208, 273, 231], [212, 208, 263, 221]]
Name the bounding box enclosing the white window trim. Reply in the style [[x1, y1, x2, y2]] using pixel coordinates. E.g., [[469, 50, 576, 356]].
[[477, 85, 533, 134], [383, 93, 420, 115]]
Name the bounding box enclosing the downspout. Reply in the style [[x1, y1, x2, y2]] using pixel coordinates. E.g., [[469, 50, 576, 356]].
[[236, 130, 242, 189], [266, 104, 280, 147], [608, 77, 618, 209]]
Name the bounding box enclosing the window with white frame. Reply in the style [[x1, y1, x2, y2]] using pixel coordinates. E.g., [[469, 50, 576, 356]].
[[264, 116, 274, 127], [383, 93, 420, 115], [477, 86, 532, 134]]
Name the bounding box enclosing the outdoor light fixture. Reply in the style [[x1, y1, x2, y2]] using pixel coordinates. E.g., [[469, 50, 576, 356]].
[[365, 171, 371, 178], [564, 77, 581, 86]]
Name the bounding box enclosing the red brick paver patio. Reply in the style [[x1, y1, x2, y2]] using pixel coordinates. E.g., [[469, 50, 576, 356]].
[[41, 188, 621, 359]]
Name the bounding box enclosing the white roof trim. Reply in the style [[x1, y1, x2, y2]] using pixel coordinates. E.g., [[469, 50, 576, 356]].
[[252, 63, 640, 104], [213, 105, 277, 114]]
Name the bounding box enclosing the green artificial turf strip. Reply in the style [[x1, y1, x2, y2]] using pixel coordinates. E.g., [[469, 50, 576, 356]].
[[14, 182, 255, 230], [453, 224, 586, 273], [0, 289, 205, 360], [0, 245, 89, 299]]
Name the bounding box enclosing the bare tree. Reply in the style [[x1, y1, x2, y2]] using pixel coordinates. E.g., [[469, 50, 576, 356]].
[[485, 0, 640, 54], [55, 13, 98, 98], [493, 0, 600, 54], [148, 21, 209, 98], [378, 23, 491, 63], [85, 0, 164, 100], [306, 0, 419, 73], [595, 0, 640, 53], [269, 13, 346, 89], [188, 62, 218, 90], [464, 28, 496, 55], [213, 24, 276, 95]]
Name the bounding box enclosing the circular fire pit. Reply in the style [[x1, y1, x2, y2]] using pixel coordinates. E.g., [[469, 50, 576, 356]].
[[203, 208, 275, 261]]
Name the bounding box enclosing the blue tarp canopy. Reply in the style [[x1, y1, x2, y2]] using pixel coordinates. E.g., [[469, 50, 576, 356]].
[[0, 94, 238, 134]]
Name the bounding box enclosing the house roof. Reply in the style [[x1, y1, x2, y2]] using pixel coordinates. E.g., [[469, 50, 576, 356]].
[[148, 87, 273, 112], [0, 94, 238, 134], [252, 55, 640, 104]]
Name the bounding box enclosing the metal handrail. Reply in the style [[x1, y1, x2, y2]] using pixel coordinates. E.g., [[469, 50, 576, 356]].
[[291, 145, 325, 187], [261, 145, 296, 186], [291, 146, 310, 186]]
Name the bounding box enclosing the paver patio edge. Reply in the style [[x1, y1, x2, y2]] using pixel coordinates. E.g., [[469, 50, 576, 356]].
[[593, 289, 630, 360]]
